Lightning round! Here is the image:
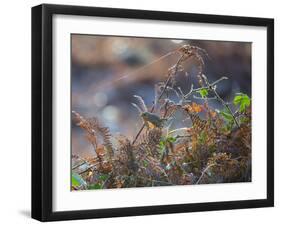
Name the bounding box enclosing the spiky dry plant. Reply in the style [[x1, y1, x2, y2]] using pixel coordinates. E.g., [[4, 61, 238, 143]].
[[71, 44, 252, 190], [72, 111, 113, 160]]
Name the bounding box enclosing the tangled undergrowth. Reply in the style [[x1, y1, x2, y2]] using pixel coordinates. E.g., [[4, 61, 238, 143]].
[[71, 44, 251, 190]]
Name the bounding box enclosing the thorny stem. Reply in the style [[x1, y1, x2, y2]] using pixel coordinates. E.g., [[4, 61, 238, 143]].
[[193, 95, 217, 100], [72, 161, 87, 170], [132, 54, 185, 145], [78, 162, 102, 175], [211, 76, 228, 86], [212, 88, 239, 127], [132, 124, 145, 145], [156, 55, 185, 104], [182, 76, 239, 127], [163, 100, 169, 118], [78, 166, 95, 175], [132, 54, 238, 144], [181, 77, 225, 100], [196, 163, 215, 184], [101, 172, 113, 188], [202, 75, 239, 127], [175, 134, 192, 139], [168, 127, 189, 135]]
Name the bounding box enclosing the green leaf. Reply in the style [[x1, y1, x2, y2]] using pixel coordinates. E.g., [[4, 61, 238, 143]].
[[72, 173, 86, 187], [98, 174, 109, 181], [233, 97, 240, 105], [159, 140, 165, 149], [240, 116, 250, 124], [143, 160, 148, 167], [88, 183, 102, 190], [166, 136, 177, 143], [233, 93, 251, 112], [219, 108, 235, 131], [220, 109, 233, 122], [198, 131, 207, 144], [158, 140, 166, 154], [197, 88, 208, 98]]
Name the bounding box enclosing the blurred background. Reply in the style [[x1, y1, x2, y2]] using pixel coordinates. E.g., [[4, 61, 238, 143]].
[[71, 34, 251, 157]]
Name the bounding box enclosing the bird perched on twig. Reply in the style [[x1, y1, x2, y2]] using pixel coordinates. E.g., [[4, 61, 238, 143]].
[[131, 95, 167, 129], [140, 112, 167, 129]]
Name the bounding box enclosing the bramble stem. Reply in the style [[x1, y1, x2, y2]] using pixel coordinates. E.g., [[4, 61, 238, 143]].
[[181, 75, 239, 127], [212, 88, 240, 127], [202, 75, 239, 127], [72, 161, 87, 170], [196, 164, 215, 184]]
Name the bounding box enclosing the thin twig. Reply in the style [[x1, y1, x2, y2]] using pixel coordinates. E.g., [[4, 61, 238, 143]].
[[101, 172, 113, 188], [211, 76, 228, 86], [193, 95, 217, 100], [78, 163, 100, 175], [132, 55, 185, 144], [72, 161, 87, 170], [201, 75, 239, 127], [158, 55, 185, 101], [163, 100, 170, 118], [175, 134, 192, 139], [182, 77, 228, 100], [212, 88, 239, 127], [196, 164, 215, 184], [183, 75, 239, 127]]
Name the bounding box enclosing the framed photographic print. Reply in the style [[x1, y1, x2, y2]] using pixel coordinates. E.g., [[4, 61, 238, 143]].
[[32, 4, 274, 221]]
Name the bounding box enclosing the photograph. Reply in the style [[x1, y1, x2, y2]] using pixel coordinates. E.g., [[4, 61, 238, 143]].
[[31, 3, 274, 221], [71, 35, 252, 191]]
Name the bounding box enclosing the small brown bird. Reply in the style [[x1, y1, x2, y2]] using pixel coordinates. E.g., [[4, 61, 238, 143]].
[[141, 112, 167, 129]]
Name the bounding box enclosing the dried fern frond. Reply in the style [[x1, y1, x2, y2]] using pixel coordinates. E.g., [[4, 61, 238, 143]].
[[176, 44, 208, 86], [206, 152, 244, 183], [72, 111, 91, 132], [85, 133, 98, 150], [72, 111, 114, 159], [116, 139, 138, 174], [182, 106, 208, 132], [88, 117, 114, 159], [228, 124, 251, 156], [139, 128, 163, 158], [147, 128, 162, 146], [72, 44, 252, 189], [159, 99, 180, 118], [72, 111, 98, 149]]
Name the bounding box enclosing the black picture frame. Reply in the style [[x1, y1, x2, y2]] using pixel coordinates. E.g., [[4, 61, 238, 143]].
[[32, 3, 274, 222]]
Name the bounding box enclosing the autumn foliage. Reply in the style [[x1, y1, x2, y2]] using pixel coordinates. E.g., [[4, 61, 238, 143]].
[[71, 45, 251, 190]]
